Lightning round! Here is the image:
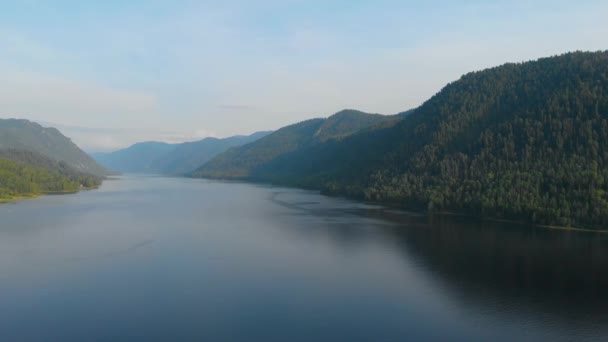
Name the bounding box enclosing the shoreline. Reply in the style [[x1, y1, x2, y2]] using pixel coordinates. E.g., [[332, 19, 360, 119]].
[[0, 185, 100, 204], [427, 210, 608, 234], [194, 175, 608, 234], [0, 193, 41, 203], [355, 197, 608, 234], [5, 174, 607, 234]]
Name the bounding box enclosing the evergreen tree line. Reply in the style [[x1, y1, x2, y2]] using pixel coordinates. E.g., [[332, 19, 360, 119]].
[[196, 51, 608, 229]]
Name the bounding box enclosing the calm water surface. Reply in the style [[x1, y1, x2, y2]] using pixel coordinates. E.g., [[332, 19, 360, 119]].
[[1, 176, 607, 341]]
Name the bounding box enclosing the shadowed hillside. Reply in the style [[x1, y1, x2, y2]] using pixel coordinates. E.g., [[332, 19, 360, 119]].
[[193, 110, 399, 179], [195, 51, 608, 229]]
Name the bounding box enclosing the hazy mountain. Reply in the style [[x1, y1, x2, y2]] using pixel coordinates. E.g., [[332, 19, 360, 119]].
[[150, 131, 271, 175], [93, 131, 271, 174], [193, 110, 398, 179], [194, 51, 608, 229], [0, 119, 111, 176], [92, 142, 175, 174]]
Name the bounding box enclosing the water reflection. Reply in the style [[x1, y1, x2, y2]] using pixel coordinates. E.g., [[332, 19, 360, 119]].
[[1, 177, 607, 341], [270, 192, 608, 338], [388, 214, 608, 315]]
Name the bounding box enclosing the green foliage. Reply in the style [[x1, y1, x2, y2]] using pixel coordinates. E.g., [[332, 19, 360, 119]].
[[0, 119, 111, 176], [0, 148, 102, 200], [195, 119, 325, 179], [312, 109, 397, 142], [360, 51, 608, 229], [193, 110, 398, 179], [195, 51, 608, 229]]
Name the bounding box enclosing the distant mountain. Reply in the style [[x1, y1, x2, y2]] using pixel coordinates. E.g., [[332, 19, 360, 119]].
[[197, 51, 608, 229], [93, 131, 271, 174], [192, 109, 398, 179], [0, 148, 102, 201], [92, 141, 175, 174], [0, 119, 111, 176], [150, 131, 271, 175]]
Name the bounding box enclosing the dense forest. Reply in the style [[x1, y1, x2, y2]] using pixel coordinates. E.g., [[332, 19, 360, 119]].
[[193, 109, 400, 179], [0, 148, 102, 201], [194, 51, 608, 229], [0, 119, 110, 176]]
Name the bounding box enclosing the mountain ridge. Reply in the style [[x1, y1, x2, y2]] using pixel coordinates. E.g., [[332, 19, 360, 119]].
[[192, 109, 399, 179], [93, 131, 271, 174], [193, 51, 608, 229], [0, 118, 111, 176]]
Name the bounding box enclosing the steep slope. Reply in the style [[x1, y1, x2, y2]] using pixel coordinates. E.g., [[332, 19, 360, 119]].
[[231, 51, 608, 229], [0, 148, 102, 201], [0, 119, 110, 176], [193, 110, 396, 179], [93, 131, 271, 174]]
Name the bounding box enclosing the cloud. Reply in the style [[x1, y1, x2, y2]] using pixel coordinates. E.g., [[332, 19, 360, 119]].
[[0, 69, 157, 126], [1, 28, 70, 63], [217, 104, 255, 111], [1, 1, 607, 152]]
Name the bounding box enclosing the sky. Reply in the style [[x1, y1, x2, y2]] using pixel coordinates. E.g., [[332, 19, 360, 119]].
[[0, 0, 607, 152]]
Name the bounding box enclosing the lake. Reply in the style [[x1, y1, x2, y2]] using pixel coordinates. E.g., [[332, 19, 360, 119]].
[[1, 175, 607, 341]]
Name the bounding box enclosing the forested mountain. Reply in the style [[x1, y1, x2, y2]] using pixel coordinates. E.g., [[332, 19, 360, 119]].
[[0, 119, 110, 176], [194, 51, 608, 229], [313, 109, 397, 142], [193, 110, 398, 179], [92, 131, 271, 174], [0, 148, 102, 201]]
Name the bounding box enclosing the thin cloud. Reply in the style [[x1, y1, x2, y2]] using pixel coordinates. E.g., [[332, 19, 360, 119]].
[[1, 1, 606, 151], [217, 104, 255, 111], [0, 69, 158, 126]]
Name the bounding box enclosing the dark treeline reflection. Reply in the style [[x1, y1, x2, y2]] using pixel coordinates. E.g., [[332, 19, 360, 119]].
[[366, 210, 608, 320], [3, 180, 608, 341], [259, 190, 608, 339], [272, 193, 608, 319]]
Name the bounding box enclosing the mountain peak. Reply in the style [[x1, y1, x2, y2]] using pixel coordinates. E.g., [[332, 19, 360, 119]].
[[329, 109, 370, 118], [193, 110, 396, 179], [314, 110, 390, 142]]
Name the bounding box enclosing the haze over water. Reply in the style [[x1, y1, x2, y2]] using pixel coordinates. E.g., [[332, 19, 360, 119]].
[[0, 176, 607, 341]]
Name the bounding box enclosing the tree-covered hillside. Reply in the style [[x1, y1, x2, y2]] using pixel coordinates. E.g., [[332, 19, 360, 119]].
[[312, 109, 396, 142], [0, 119, 110, 176], [196, 51, 608, 229], [0, 148, 102, 201], [193, 110, 398, 179]]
